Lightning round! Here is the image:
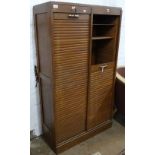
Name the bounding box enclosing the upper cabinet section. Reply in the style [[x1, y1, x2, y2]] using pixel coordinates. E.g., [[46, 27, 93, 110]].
[[91, 14, 120, 65], [92, 15, 119, 39], [51, 3, 91, 14], [34, 2, 121, 16]]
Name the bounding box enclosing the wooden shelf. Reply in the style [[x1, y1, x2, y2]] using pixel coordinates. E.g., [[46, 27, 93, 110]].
[[93, 24, 115, 26], [92, 36, 113, 40]]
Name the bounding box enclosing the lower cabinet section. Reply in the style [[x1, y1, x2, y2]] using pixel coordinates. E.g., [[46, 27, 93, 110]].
[[56, 120, 112, 153], [54, 62, 115, 153], [87, 62, 115, 129]]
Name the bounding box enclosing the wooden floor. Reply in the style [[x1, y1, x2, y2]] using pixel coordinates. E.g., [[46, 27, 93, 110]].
[[30, 120, 125, 155]]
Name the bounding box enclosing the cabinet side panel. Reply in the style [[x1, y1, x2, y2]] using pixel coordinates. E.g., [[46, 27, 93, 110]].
[[40, 78, 53, 129], [34, 11, 55, 149], [36, 13, 52, 77]]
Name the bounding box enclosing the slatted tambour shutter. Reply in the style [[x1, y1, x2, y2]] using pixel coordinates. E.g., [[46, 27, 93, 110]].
[[87, 62, 115, 129], [53, 13, 90, 143]]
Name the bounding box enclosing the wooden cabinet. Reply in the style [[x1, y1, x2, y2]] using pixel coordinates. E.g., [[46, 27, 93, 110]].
[[33, 1, 121, 154]]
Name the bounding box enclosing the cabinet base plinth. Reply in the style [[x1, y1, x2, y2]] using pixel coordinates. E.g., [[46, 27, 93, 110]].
[[42, 120, 112, 154]]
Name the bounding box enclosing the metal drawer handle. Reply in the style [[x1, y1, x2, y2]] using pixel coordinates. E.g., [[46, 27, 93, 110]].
[[106, 8, 110, 12], [74, 14, 79, 18], [68, 14, 74, 17], [99, 65, 108, 72], [68, 14, 79, 18]]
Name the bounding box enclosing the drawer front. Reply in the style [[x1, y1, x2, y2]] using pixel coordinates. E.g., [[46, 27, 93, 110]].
[[92, 6, 121, 15], [52, 3, 91, 14], [87, 62, 115, 129], [54, 13, 89, 20], [53, 17, 90, 143]]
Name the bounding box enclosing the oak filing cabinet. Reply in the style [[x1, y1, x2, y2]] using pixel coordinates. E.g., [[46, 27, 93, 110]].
[[33, 1, 122, 154]]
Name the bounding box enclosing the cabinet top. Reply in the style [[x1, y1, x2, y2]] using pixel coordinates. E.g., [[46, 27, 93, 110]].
[[33, 1, 122, 15]]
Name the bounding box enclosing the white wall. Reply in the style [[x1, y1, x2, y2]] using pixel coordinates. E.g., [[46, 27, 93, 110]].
[[30, 0, 125, 136]]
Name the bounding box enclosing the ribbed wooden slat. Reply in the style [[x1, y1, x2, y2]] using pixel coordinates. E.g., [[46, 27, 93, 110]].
[[90, 77, 113, 86], [56, 95, 87, 103], [54, 56, 88, 60], [54, 44, 88, 50], [54, 61, 87, 67], [55, 84, 87, 93], [55, 74, 87, 80], [55, 73, 87, 79], [54, 71, 87, 78], [53, 28, 89, 32], [89, 86, 112, 99], [55, 83, 87, 89], [55, 91, 87, 100], [54, 65, 87, 72], [54, 71, 87, 77], [54, 22, 89, 25], [54, 21, 89, 24], [53, 20, 89, 24], [56, 95, 86, 103], [55, 84, 87, 91], [54, 56, 87, 61], [55, 71, 88, 77], [54, 31, 89, 35], [54, 27, 89, 30], [53, 30, 88, 33], [56, 104, 86, 113], [56, 113, 85, 122], [53, 31, 89, 34], [56, 94, 87, 104], [54, 35, 88, 40], [53, 52, 87, 58], [56, 100, 86, 111], [53, 40, 88, 45]]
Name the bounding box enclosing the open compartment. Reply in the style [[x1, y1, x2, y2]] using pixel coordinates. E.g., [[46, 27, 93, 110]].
[[93, 25, 115, 37], [93, 15, 118, 25], [92, 15, 119, 39], [91, 39, 115, 65]]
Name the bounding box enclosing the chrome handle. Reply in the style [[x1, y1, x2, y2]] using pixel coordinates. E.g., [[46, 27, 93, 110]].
[[99, 65, 108, 72], [68, 14, 74, 17], [71, 6, 76, 10], [68, 14, 79, 18], [106, 8, 110, 13], [74, 14, 79, 18]]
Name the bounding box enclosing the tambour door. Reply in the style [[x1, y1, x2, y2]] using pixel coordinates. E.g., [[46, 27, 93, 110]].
[[53, 13, 90, 143], [87, 62, 115, 129]]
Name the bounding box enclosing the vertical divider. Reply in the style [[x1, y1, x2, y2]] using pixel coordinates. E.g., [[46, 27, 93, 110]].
[[86, 10, 93, 130]]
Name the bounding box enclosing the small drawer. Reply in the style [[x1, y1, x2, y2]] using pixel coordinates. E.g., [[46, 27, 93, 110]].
[[52, 4, 91, 14], [92, 6, 121, 15], [53, 13, 89, 20]]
